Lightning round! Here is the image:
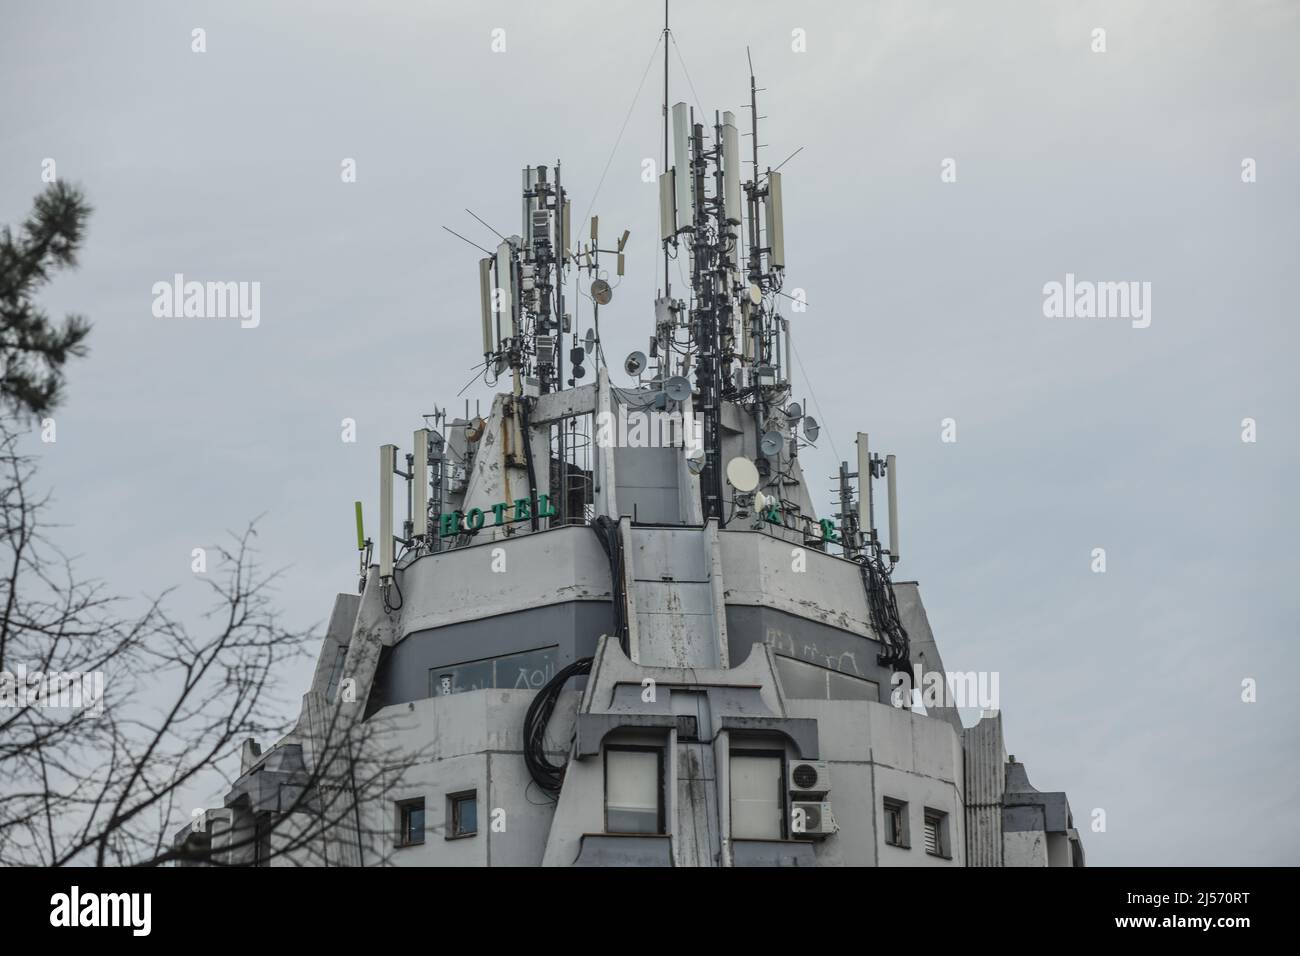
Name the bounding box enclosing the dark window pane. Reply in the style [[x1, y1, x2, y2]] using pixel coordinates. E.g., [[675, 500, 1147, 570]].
[[453, 795, 477, 836], [496, 646, 557, 690], [827, 670, 879, 701], [774, 656, 827, 699], [431, 660, 493, 696]]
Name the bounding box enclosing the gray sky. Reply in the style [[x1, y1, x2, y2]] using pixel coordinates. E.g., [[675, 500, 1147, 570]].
[[3, 0, 1297, 865]]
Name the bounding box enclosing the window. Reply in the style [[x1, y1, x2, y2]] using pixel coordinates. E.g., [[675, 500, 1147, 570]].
[[730, 751, 785, 840], [884, 798, 909, 848], [775, 656, 879, 702], [430, 646, 558, 697], [396, 798, 425, 847], [924, 808, 949, 858], [604, 747, 664, 834], [447, 791, 478, 839]]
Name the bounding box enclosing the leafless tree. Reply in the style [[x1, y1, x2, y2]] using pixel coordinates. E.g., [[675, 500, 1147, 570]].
[[0, 418, 418, 866]]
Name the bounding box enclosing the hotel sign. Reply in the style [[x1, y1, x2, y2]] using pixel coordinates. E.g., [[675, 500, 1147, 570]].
[[437, 494, 558, 538]]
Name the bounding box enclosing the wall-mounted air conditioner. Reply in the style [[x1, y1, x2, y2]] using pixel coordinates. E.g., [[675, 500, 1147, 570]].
[[789, 760, 830, 797], [791, 800, 836, 839]]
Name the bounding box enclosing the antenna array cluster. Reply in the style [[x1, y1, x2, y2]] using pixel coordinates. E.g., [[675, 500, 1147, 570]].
[[478, 165, 571, 397], [652, 62, 791, 520]]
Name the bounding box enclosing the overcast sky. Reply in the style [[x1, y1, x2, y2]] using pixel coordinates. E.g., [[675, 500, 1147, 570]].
[[2, 0, 1297, 865]]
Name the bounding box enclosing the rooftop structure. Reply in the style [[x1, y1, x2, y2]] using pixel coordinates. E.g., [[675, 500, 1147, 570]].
[[176, 15, 1083, 869]]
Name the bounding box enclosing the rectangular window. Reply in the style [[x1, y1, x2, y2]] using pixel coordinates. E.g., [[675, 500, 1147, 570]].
[[775, 655, 879, 702], [604, 747, 664, 834], [430, 659, 493, 697], [730, 751, 785, 840], [884, 798, 909, 848], [396, 798, 425, 847], [495, 646, 558, 690], [429, 646, 559, 697], [924, 808, 949, 858], [447, 791, 477, 839]]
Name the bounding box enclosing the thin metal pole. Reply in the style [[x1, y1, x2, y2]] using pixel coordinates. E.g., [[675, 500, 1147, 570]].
[[663, 0, 670, 299]]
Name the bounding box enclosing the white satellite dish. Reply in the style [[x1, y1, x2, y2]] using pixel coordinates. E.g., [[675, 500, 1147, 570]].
[[624, 351, 647, 377], [759, 430, 783, 457], [754, 490, 776, 513], [584, 328, 596, 354], [803, 416, 820, 442], [591, 278, 613, 305], [725, 456, 760, 493], [665, 376, 691, 402], [747, 283, 762, 305], [686, 447, 705, 475]]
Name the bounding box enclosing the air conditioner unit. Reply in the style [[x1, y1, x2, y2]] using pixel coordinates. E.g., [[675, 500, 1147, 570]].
[[791, 800, 836, 839], [789, 760, 830, 796]]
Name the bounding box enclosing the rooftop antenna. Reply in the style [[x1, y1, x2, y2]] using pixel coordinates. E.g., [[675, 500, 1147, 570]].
[[576, 214, 631, 365], [662, 0, 670, 299]]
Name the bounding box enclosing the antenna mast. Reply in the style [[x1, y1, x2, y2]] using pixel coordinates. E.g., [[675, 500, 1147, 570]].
[[663, 0, 670, 300]]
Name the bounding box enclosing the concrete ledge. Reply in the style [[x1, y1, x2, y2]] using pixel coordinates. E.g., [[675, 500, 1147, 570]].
[[731, 839, 818, 867], [575, 714, 679, 758], [718, 715, 820, 759], [573, 833, 674, 867]]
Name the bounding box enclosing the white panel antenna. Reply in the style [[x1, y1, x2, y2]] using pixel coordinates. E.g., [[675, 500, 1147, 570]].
[[379, 444, 395, 579], [659, 172, 676, 241], [722, 111, 742, 226], [561, 198, 571, 258], [856, 432, 870, 535], [413, 429, 430, 539], [671, 101, 691, 233], [494, 240, 515, 337], [521, 166, 537, 243], [886, 454, 900, 563], [478, 257, 494, 355], [765, 170, 786, 270]]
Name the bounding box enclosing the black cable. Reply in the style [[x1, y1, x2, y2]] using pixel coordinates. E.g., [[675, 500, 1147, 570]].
[[383, 569, 404, 612], [860, 551, 911, 679], [519, 397, 540, 532], [591, 517, 629, 655], [523, 656, 593, 793]]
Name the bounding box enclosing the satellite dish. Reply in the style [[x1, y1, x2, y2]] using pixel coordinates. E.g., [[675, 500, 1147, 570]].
[[753, 490, 776, 513], [584, 328, 596, 354], [572, 365, 586, 379], [466, 417, 486, 443], [591, 278, 613, 305], [760, 430, 783, 457], [747, 283, 762, 305], [665, 376, 691, 402], [624, 351, 647, 377], [786, 402, 802, 420], [803, 416, 820, 442], [725, 457, 760, 494], [686, 448, 705, 476]]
